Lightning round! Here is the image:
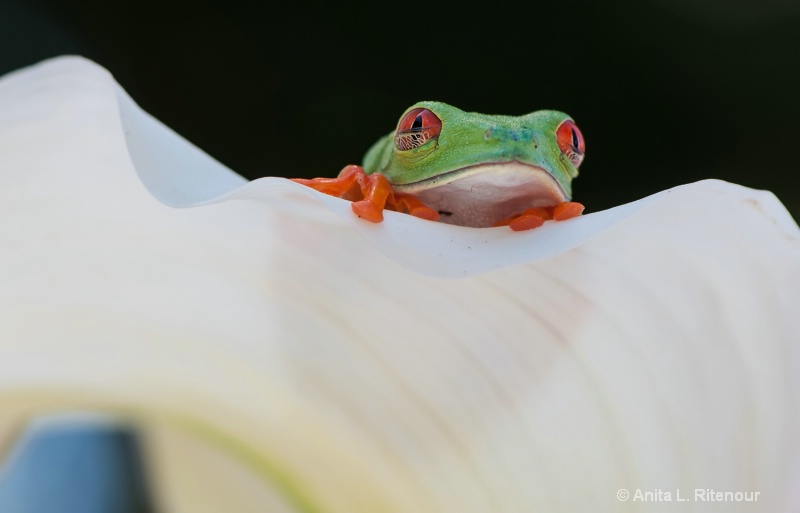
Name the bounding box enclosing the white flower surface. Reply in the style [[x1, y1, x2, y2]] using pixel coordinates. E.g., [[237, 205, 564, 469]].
[[0, 56, 798, 513]]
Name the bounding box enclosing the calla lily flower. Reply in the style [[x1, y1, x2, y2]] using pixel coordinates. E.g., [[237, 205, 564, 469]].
[[0, 56, 798, 513]]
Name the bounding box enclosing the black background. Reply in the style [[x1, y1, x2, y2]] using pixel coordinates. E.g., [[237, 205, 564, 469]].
[[2, 0, 798, 217]]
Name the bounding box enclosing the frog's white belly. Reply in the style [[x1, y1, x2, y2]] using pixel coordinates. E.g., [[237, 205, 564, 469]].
[[395, 162, 567, 228]]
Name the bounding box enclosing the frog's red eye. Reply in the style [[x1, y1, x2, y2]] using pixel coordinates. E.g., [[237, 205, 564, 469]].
[[394, 108, 442, 151], [556, 119, 585, 167]]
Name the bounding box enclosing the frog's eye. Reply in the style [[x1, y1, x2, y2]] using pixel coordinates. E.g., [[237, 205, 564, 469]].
[[556, 119, 585, 167], [394, 108, 442, 151]]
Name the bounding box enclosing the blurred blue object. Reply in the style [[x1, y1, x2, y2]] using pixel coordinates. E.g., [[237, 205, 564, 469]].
[[0, 415, 155, 513]]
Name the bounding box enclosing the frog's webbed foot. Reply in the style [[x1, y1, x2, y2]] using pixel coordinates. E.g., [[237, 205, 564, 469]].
[[551, 202, 585, 221], [291, 165, 390, 222], [493, 202, 585, 231], [389, 193, 440, 222], [291, 165, 440, 224]]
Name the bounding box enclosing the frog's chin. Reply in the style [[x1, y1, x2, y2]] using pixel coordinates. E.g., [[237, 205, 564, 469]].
[[393, 161, 568, 228]]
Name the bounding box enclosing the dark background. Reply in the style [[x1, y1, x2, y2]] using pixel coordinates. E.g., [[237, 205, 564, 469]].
[[2, 0, 799, 218]]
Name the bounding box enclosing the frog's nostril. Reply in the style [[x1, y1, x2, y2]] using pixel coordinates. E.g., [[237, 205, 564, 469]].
[[483, 129, 493, 140]]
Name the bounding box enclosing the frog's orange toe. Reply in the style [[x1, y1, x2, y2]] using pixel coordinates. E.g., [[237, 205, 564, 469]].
[[392, 193, 440, 222], [352, 200, 384, 223], [408, 206, 440, 221], [522, 207, 552, 220], [553, 202, 585, 221], [509, 214, 547, 231], [290, 176, 356, 197]]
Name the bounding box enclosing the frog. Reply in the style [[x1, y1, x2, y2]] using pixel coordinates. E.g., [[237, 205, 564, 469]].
[[292, 101, 586, 231]]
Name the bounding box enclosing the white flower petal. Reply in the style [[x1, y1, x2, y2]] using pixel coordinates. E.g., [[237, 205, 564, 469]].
[[0, 56, 798, 512]]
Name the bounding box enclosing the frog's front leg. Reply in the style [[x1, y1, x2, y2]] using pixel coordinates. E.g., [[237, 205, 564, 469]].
[[291, 164, 363, 198], [494, 202, 585, 231], [292, 165, 390, 222], [292, 165, 439, 224]]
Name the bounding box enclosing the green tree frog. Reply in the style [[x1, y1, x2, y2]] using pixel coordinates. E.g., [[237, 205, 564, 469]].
[[292, 101, 586, 231]]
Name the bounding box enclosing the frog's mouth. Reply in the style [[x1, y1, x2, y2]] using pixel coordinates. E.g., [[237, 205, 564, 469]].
[[392, 161, 568, 228]]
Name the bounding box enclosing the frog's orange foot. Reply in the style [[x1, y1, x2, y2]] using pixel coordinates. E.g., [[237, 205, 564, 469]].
[[291, 165, 391, 222], [291, 165, 439, 224], [291, 165, 364, 198], [494, 202, 585, 231], [390, 193, 440, 222], [351, 199, 385, 223], [552, 201, 585, 221]]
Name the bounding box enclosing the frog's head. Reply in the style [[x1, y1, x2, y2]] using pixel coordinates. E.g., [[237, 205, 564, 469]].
[[363, 101, 586, 227]]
